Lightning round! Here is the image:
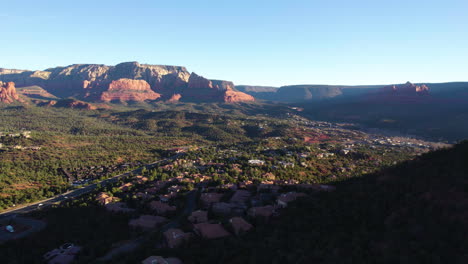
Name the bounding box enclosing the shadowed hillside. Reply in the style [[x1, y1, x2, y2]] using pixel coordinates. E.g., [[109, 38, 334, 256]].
[[126, 141, 467, 264]]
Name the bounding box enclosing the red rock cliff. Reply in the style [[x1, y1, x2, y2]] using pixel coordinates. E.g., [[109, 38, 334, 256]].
[[100, 78, 161, 102], [0, 81, 21, 103], [223, 90, 255, 103]]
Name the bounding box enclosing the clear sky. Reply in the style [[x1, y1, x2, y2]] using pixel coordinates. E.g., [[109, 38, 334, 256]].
[[1, 0, 467, 86]]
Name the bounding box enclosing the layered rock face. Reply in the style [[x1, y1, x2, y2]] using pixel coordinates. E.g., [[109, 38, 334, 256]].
[[100, 78, 161, 102], [185, 73, 254, 102], [0, 62, 253, 103], [0, 81, 21, 103]]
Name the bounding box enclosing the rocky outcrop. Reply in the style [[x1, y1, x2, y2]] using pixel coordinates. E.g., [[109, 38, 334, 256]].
[[223, 89, 255, 103], [39, 99, 97, 110], [167, 93, 182, 102], [385, 82, 429, 95], [100, 79, 161, 102], [0, 81, 21, 103], [0, 62, 254, 103], [212, 80, 235, 91], [187, 73, 215, 89]]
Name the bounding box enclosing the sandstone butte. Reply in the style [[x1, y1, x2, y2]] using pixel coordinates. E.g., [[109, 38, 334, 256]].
[[100, 78, 162, 102], [0, 81, 21, 103]]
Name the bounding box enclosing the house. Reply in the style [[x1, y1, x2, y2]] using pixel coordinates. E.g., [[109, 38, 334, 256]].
[[262, 173, 276, 181], [340, 148, 352, 155], [142, 256, 183, 264], [135, 175, 148, 184], [229, 190, 251, 205], [317, 153, 335, 158], [238, 180, 254, 189], [95, 192, 118, 205], [149, 201, 176, 216], [248, 205, 276, 219], [129, 215, 168, 230], [167, 185, 183, 193], [229, 217, 253, 235], [193, 223, 230, 239], [248, 159, 265, 165], [105, 202, 135, 213], [211, 202, 235, 217], [276, 192, 307, 208], [188, 210, 208, 224], [163, 228, 191, 248], [278, 161, 295, 168], [200, 193, 224, 209], [119, 182, 133, 192]]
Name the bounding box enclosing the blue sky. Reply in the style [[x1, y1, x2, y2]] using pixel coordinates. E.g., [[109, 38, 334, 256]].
[[1, 0, 467, 86]]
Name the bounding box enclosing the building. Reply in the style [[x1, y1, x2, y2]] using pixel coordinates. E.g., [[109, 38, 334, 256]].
[[200, 193, 224, 209], [193, 223, 230, 239], [248, 205, 276, 219], [188, 210, 208, 224], [95, 192, 118, 205], [229, 217, 253, 235], [248, 159, 265, 165], [163, 228, 191, 248]]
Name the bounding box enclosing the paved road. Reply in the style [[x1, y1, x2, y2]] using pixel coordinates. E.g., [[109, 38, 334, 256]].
[[0, 154, 182, 219]]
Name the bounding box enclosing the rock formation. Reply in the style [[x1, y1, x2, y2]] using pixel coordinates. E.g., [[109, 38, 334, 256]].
[[100, 78, 161, 102], [39, 99, 97, 110], [0, 62, 254, 103], [385, 82, 429, 95], [167, 93, 182, 103], [223, 89, 255, 103], [0, 81, 21, 103], [185, 73, 254, 102]]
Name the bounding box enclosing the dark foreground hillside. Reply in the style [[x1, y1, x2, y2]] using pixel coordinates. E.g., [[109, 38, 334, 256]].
[[119, 141, 468, 263]]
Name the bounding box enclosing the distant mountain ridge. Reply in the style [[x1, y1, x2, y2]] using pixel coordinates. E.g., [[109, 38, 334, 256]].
[[236, 82, 468, 103], [0, 62, 254, 103]]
